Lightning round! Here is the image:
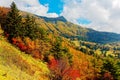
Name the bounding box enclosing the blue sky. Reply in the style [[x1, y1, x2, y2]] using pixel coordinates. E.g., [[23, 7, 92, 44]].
[[77, 18, 91, 25], [39, 0, 64, 14], [0, 0, 120, 33]]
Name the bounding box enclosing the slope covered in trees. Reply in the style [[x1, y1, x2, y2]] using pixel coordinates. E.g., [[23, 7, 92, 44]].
[[0, 2, 120, 80], [38, 16, 120, 44]]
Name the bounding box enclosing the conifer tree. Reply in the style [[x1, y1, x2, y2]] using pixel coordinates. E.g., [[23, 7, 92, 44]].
[[25, 15, 47, 40], [5, 2, 22, 38], [24, 15, 38, 39]]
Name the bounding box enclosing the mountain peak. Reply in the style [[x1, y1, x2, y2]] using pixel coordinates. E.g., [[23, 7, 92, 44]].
[[38, 16, 67, 23], [57, 16, 67, 22]]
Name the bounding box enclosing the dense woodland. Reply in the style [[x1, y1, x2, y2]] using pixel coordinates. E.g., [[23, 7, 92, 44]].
[[0, 2, 120, 80]]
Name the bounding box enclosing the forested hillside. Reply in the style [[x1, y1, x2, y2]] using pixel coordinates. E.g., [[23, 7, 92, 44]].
[[36, 16, 120, 44], [0, 2, 120, 80]]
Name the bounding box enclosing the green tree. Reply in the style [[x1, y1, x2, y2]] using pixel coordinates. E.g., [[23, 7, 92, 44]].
[[24, 15, 47, 40], [101, 57, 120, 79], [5, 2, 22, 39], [50, 38, 73, 64], [24, 15, 36, 39]]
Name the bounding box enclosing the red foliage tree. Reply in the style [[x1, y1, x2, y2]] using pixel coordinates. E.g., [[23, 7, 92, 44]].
[[17, 42, 27, 51], [67, 69, 80, 80], [48, 58, 58, 69], [48, 57, 80, 80], [12, 37, 27, 51], [12, 38, 17, 44], [103, 72, 113, 80]]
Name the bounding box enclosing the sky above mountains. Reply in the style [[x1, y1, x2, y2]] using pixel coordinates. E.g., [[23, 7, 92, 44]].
[[0, 0, 120, 33]]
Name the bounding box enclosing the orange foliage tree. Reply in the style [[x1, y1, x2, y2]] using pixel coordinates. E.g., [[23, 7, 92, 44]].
[[0, 7, 10, 25]]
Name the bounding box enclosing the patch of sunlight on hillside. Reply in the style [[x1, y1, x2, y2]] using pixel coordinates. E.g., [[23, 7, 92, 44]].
[[106, 51, 115, 57], [0, 40, 50, 80], [72, 40, 80, 47], [95, 49, 102, 55]]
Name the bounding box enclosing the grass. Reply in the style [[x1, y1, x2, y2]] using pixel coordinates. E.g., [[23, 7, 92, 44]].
[[0, 38, 50, 80]]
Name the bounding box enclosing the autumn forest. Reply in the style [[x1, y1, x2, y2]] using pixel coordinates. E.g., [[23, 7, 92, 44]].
[[0, 2, 120, 80]]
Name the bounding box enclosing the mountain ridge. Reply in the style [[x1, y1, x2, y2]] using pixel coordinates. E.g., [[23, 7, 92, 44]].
[[37, 16, 67, 23], [33, 14, 120, 44]]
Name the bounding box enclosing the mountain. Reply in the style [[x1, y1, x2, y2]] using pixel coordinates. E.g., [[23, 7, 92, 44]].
[[87, 29, 120, 43], [35, 16, 120, 44], [37, 16, 67, 23]]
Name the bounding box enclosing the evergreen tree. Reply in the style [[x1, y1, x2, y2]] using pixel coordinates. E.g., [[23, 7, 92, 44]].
[[24, 15, 36, 39], [24, 15, 47, 40], [5, 2, 22, 39], [101, 57, 120, 79], [50, 38, 73, 64]]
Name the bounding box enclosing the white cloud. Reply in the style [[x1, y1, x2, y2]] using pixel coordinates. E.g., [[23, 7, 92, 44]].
[[0, 0, 58, 17], [0, 0, 13, 7], [61, 0, 120, 33]]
